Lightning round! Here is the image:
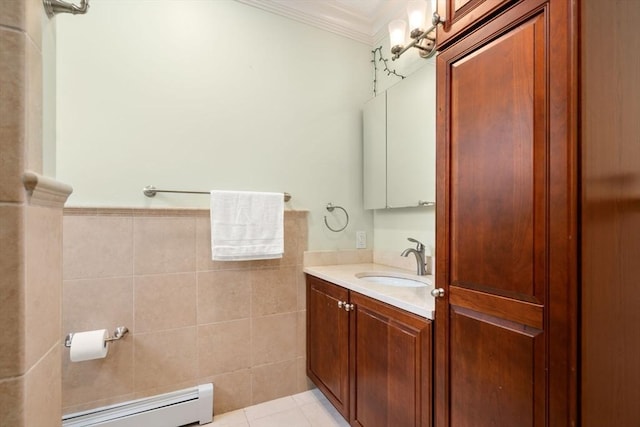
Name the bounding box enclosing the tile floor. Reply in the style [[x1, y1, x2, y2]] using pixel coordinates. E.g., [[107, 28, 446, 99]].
[[202, 388, 349, 427]]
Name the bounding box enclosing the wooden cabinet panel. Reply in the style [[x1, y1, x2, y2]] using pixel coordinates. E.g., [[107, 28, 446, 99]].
[[581, 1, 640, 425], [450, 307, 543, 427], [436, 0, 574, 425], [436, 0, 520, 48], [350, 292, 432, 427], [306, 275, 350, 418], [449, 10, 546, 303]]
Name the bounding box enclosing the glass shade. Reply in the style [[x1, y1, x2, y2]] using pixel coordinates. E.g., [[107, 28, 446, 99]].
[[429, 0, 436, 24], [407, 0, 426, 31], [388, 19, 407, 47]]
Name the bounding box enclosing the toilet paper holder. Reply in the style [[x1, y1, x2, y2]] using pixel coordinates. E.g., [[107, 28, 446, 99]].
[[64, 326, 129, 348]]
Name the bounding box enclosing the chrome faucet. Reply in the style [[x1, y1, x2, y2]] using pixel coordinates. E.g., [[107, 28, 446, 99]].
[[401, 238, 431, 276]]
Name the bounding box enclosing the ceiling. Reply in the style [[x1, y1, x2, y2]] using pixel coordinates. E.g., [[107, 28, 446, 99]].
[[234, 0, 408, 44]]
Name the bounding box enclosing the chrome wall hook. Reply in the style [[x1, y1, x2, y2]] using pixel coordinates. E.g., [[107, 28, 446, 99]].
[[323, 203, 349, 232]]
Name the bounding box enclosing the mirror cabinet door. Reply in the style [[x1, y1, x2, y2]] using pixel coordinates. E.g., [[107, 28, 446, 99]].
[[387, 64, 436, 208], [363, 93, 387, 209]]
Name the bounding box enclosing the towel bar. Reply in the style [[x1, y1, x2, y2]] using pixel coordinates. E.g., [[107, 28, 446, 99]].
[[143, 185, 291, 202]]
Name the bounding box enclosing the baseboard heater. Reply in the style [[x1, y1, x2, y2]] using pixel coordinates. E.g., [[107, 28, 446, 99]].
[[62, 383, 214, 427]]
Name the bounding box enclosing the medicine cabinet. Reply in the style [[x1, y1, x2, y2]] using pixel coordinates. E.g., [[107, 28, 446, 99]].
[[363, 63, 436, 209]]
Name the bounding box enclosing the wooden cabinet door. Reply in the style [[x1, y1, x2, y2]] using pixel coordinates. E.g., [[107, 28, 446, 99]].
[[349, 292, 432, 427], [436, 0, 518, 48], [306, 276, 350, 419], [435, 0, 575, 425]]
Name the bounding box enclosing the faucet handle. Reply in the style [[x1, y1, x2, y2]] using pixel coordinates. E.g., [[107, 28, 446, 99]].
[[407, 237, 425, 252]]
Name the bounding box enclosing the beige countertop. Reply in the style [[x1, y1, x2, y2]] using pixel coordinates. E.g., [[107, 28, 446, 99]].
[[303, 263, 435, 319]]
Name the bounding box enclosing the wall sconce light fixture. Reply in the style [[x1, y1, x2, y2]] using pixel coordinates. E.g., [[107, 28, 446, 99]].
[[389, 0, 444, 60]]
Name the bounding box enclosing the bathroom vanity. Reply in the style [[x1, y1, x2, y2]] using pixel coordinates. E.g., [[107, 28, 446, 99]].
[[304, 264, 434, 427]]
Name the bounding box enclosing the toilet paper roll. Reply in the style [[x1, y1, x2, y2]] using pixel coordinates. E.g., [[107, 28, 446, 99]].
[[69, 329, 109, 362]]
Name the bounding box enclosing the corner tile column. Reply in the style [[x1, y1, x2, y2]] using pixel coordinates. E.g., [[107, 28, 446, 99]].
[[0, 1, 72, 426]]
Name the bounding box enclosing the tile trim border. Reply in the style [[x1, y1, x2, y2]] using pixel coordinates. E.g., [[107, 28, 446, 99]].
[[22, 171, 72, 208]]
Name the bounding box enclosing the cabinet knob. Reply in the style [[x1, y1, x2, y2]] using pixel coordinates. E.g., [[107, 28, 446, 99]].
[[344, 303, 354, 312], [338, 301, 344, 309], [431, 288, 445, 298]]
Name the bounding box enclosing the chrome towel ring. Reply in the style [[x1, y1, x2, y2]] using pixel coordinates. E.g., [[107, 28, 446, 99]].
[[324, 203, 349, 232]]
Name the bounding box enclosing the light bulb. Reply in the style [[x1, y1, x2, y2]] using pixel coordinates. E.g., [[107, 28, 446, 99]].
[[407, 0, 426, 31], [388, 19, 407, 48], [429, 0, 438, 25]]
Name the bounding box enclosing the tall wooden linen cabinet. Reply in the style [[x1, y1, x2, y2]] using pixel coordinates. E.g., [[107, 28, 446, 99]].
[[434, 0, 640, 426]]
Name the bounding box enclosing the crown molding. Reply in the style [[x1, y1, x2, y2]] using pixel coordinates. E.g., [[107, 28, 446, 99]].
[[234, 0, 406, 45]]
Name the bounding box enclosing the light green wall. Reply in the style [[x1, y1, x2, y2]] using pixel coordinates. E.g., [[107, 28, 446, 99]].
[[54, 0, 436, 254]]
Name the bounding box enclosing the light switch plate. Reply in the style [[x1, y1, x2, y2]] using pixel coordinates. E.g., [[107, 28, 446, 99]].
[[356, 231, 367, 249]]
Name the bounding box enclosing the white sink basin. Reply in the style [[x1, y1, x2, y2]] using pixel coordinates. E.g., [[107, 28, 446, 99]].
[[355, 272, 428, 288]]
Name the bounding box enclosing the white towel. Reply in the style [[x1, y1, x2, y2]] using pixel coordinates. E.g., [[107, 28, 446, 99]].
[[210, 190, 284, 261]]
